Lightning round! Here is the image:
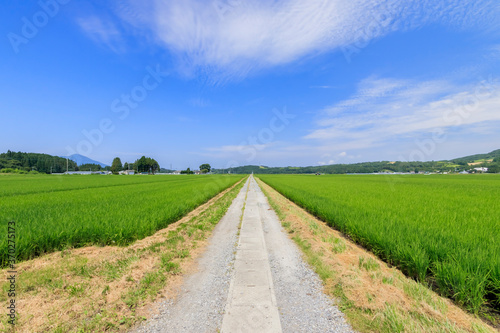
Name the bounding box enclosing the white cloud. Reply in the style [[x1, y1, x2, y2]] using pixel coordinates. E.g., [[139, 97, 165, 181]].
[[77, 16, 124, 52], [305, 75, 500, 151], [112, 0, 499, 81], [194, 75, 500, 165], [317, 159, 335, 166]]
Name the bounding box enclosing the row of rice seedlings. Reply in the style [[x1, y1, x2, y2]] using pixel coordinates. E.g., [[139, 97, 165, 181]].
[[0, 173, 224, 197], [0, 175, 243, 266], [258, 174, 500, 313]]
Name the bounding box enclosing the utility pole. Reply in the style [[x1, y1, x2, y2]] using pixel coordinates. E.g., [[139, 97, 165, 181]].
[[66, 158, 69, 173]]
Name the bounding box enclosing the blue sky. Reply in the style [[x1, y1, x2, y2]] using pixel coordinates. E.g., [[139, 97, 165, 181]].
[[1, 0, 500, 169]]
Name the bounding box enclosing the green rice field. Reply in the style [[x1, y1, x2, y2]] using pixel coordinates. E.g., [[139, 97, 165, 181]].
[[257, 174, 500, 313], [0, 174, 244, 267]]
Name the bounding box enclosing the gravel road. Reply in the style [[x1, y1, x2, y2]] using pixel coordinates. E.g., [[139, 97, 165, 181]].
[[132, 176, 354, 332], [255, 177, 354, 333], [132, 178, 249, 333]]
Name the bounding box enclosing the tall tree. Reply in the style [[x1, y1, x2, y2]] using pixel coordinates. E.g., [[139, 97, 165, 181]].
[[135, 156, 147, 172], [181, 167, 194, 174], [149, 158, 160, 174], [124, 162, 129, 170], [111, 157, 123, 174], [134, 156, 160, 174], [199, 163, 211, 173]]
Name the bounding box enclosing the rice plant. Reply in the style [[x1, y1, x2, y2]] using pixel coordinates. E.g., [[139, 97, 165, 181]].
[[0, 174, 243, 266], [258, 174, 500, 313]]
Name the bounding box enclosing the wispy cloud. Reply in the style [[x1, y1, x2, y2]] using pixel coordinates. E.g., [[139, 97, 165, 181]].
[[310, 85, 337, 89], [76, 16, 124, 52], [305, 75, 500, 149], [112, 0, 499, 81], [195, 75, 500, 165]]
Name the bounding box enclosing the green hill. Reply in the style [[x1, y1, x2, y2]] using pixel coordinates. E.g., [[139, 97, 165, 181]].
[[451, 149, 500, 163], [0, 151, 77, 174], [213, 149, 500, 174]]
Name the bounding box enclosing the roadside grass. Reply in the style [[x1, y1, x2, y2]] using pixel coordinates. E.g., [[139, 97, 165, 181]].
[[0, 177, 246, 333], [323, 235, 347, 254], [359, 256, 380, 271], [256, 177, 496, 333]]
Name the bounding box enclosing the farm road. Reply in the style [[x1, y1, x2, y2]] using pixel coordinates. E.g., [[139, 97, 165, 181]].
[[133, 176, 353, 332]]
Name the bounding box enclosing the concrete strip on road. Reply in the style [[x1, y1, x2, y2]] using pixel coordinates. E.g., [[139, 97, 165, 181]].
[[221, 176, 283, 333]]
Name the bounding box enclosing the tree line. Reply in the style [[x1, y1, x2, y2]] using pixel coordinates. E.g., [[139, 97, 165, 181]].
[[212, 159, 500, 174], [180, 164, 211, 174], [0, 151, 77, 173], [110, 156, 160, 174], [0, 151, 164, 175]]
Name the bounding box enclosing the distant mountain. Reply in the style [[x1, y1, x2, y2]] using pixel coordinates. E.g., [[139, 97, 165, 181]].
[[61, 154, 108, 167]]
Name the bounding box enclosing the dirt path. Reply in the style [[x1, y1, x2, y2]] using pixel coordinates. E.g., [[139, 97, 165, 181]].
[[133, 176, 353, 332], [132, 178, 250, 333]]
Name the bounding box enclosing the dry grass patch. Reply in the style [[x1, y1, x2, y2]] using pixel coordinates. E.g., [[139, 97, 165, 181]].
[[256, 177, 495, 333]]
